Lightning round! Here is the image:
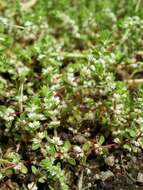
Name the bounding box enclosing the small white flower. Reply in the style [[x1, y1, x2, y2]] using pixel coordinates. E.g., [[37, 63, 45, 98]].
[[49, 120, 60, 127], [14, 163, 22, 170], [29, 121, 40, 129], [3, 108, 15, 121], [42, 67, 53, 75], [52, 136, 63, 146], [28, 182, 38, 190], [113, 94, 120, 99], [32, 138, 40, 144], [38, 132, 45, 139], [52, 96, 60, 104], [114, 138, 121, 144], [67, 72, 75, 82], [136, 117, 143, 124]]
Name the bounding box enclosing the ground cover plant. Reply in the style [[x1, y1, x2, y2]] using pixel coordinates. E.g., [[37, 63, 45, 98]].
[[0, 0, 143, 189]]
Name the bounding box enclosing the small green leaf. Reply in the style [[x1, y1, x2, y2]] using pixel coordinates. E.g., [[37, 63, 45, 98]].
[[49, 186, 54, 190], [67, 157, 76, 166], [38, 177, 46, 183], [40, 158, 52, 169], [128, 128, 136, 137], [49, 145, 56, 156], [64, 141, 71, 151], [32, 143, 40, 150], [32, 165, 38, 174], [5, 169, 13, 176], [99, 136, 105, 145], [139, 139, 143, 148], [82, 142, 92, 151], [123, 144, 131, 151], [20, 164, 28, 174]]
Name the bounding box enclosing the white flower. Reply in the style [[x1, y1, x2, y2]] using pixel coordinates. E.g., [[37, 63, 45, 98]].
[[28, 182, 38, 190], [42, 67, 53, 75], [3, 108, 15, 121], [49, 120, 60, 127], [52, 136, 63, 146], [18, 66, 30, 76], [32, 138, 40, 144], [114, 138, 121, 144], [51, 96, 60, 104], [14, 163, 22, 170], [38, 132, 45, 139], [135, 117, 143, 124], [67, 72, 75, 82], [29, 121, 40, 128], [113, 94, 120, 99]]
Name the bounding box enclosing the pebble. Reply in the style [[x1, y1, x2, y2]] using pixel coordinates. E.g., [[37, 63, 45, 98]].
[[73, 135, 87, 144], [105, 155, 115, 167], [73, 145, 82, 153], [137, 172, 143, 183], [101, 170, 114, 181]]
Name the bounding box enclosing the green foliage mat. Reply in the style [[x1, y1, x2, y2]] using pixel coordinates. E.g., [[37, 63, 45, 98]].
[[0, 0, 143, 189]]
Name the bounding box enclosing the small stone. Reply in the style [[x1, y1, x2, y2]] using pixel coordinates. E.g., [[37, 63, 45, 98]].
[[95, 174, 100, 180], [86, 168, 91, 175], [73, 145, 82, 153], [105, 155, 115, 166], [73, 135, 87, 144], [137, 172, 143, 183], [132, 156, 137, 163], [101, 170, 114, 181]]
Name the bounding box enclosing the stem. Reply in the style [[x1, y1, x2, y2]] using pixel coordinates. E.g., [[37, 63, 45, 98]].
[[0, 17, 25, 30], [1, 164, 16, 171], [7, 24, 25, 30], [19, 81, 24, 113], [126, 79, 143, 86], [129, 69, 143, 79], [78, 170, 83, 190], [50, 52, 89, 59], [0, 159, 11, 164], [54, 128, 58, 137], [102, 143, 117, 148], [135, 0, 141, 12], [136, 132, 143, 141], [119, 29, 130, 46]]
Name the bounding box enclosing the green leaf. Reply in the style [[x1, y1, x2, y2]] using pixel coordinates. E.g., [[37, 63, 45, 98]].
[[128, 128, 136, 137], [32, 143, 40, 150], [67, 157, 76, 166], [32, 165, 38, 174], [139, 138, 143, 148], [82, 142, 92, 151], [49, 145, 56, 156], [38, 177, 46, 183], [49, 186, 54, 190], [40, 158, 52, 169], [5, 169, 13, 176], [123, 144, 132, 151], [64, 141, 71, 151], [99, 136, 105, 145], [20, 164, 28, 174]]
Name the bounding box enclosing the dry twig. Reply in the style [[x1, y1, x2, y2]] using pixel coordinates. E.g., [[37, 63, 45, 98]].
[[21, 0, 37, 11]]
